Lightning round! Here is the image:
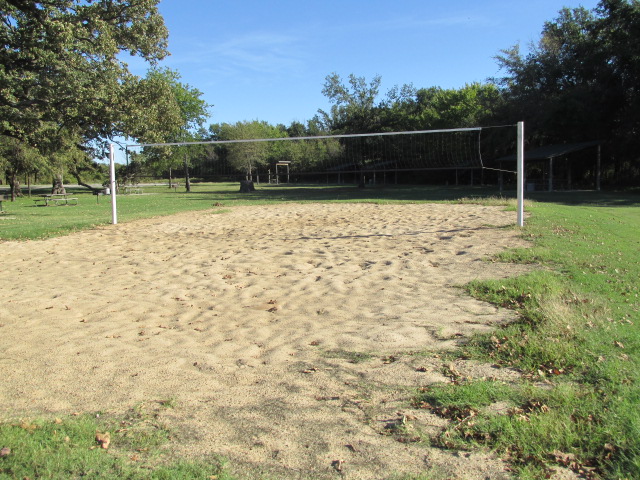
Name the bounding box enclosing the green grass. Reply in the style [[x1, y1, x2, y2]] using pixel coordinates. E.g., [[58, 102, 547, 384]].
[[415, 193, 640, 479], [0, 408, 233, 480]]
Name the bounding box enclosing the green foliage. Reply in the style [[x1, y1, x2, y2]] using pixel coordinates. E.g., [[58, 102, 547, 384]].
[[0, 1, 196, 190], [410, 83, 503, 130], [496, 0, 640, 184], [0, 0, 169, 142], [212, 120, 286, 178]]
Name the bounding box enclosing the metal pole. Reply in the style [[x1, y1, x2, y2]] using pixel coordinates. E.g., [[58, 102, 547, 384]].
[[109, 143, 118, 225], [516, 122, 525, 227]]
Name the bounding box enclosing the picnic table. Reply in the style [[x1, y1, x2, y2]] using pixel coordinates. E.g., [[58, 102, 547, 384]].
[[33, 193, 78, 207], [122, 185, 143, 195]]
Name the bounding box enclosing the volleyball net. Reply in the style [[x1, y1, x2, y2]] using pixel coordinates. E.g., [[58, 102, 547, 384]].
[[109, 123, 524, 225]]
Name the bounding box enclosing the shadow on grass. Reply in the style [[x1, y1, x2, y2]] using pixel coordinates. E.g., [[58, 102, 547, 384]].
[[525, 189, 640, 207], [182, 183, 640, 207], [187, 184, 509, 203]]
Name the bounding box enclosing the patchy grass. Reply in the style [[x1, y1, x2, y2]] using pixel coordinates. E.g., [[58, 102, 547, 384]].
[[0, 406, 234, 479], [414, 195, 640, 479], [322, 348, 375, 364]]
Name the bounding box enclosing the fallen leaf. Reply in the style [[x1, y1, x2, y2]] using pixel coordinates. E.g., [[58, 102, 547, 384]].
[[20, 422, 37, 432], [614, 341, 625, 349], [95, 432, 111, 449], [0, 447, 10, 457]]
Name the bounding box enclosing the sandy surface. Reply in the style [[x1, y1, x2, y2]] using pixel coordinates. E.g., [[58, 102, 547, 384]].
[[0, 202, 531, 479]]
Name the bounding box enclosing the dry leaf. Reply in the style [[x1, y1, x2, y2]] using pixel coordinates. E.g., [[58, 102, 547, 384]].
[[95, 432, 111, 449], [614, 341, 625, 349], [0, 447, 10, 457], [20, 422, 37, 432]]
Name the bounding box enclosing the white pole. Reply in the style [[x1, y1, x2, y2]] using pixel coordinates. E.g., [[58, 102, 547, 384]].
[[516, 121, 525, 227], [109, 143, 118, 225]]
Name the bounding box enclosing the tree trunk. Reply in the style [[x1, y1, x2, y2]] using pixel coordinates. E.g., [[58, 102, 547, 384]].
[[10, 173, 22, 200], [184, 157, 191, 192], [239, 180, 255, 193], [52, 174, 66, 194]]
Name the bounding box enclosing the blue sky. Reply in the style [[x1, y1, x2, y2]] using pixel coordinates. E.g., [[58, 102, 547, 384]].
[[126, 0, 601, 128]]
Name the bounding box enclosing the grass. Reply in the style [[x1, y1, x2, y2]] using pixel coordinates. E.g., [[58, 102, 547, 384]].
[[414, 192, 640, 479], [0, 406, 233, 480], [2, 182, 640, 479]]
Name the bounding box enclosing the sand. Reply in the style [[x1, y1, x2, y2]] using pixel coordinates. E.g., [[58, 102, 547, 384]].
[[0, 202, 531, 479]]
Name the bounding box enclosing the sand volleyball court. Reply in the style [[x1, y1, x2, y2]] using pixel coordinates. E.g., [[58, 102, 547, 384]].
[[0, 202, 529, 479]]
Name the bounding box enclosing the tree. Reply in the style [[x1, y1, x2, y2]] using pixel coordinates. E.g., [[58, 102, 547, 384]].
[[216, 121, 285, 189], [495, 0, 640, 185], [0, 137, 46, 199], [413, 83, 504, 129], [1, 0, 168, 139], [0, 0, 180, 191], [138, 68, 210, 191], [318, 73, 384, 134], [495, 6, 600, 143]]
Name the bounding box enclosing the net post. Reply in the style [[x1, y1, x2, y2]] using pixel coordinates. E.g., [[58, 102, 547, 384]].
[[109, 143, 118, 225], [516, 122, 525, 227]]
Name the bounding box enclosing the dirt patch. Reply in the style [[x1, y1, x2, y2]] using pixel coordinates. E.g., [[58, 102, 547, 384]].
[[0, 202, 530, 479]]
